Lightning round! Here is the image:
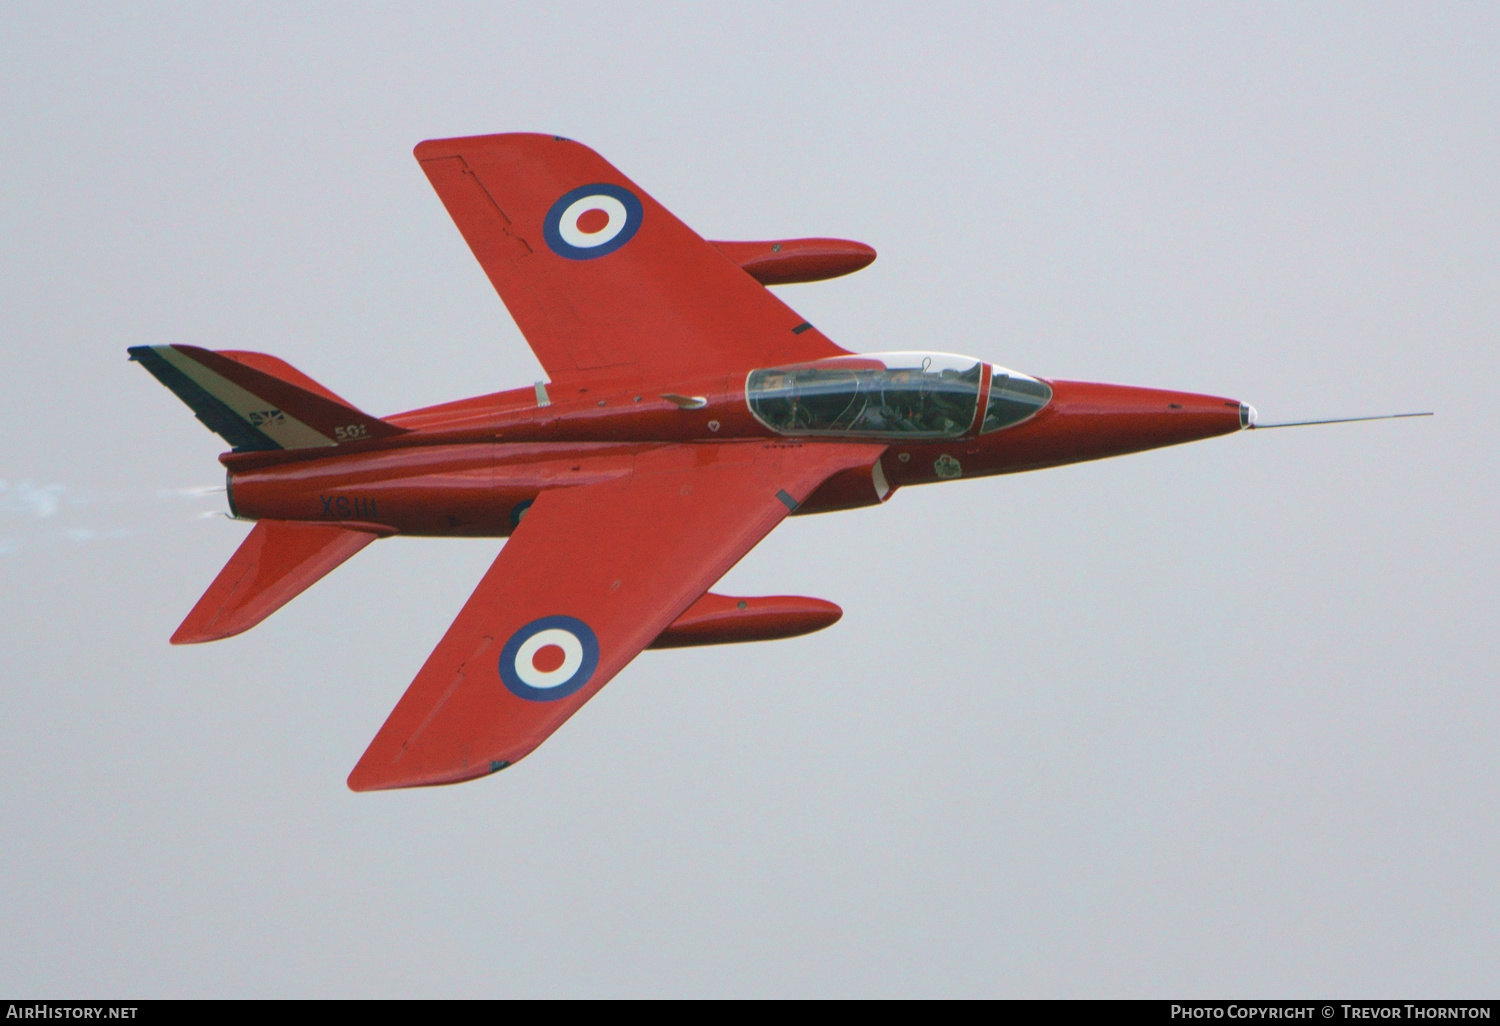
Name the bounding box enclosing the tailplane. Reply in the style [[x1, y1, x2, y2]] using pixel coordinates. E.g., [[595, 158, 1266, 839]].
[[129, 345, 405, 452], [173, 520, 390, 644]]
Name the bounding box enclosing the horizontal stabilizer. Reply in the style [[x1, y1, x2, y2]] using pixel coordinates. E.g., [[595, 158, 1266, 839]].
[[129, 344, 405, 452], [649, 593, 841, 648], [710, 238, 876, 285], [172, 520, 387, 644]]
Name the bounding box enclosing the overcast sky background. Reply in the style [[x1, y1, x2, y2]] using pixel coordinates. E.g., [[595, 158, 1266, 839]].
[[1, 2, 1495, 997]]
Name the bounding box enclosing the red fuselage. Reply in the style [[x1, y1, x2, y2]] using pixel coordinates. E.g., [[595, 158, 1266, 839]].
[[225, 375, 1246, 536]]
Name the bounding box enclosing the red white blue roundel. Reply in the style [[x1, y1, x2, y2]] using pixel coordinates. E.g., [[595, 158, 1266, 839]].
[[542, 183, 643, 260], [498, 615, 601, 702]]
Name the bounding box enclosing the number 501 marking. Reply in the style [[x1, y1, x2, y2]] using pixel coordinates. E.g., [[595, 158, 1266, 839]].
[[335, 424, 369, 442]]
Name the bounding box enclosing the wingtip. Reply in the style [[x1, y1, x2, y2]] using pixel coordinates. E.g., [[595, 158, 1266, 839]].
[[345, 768, 381, 793], [346, 757, 512, 793], [171, 605, 251, 645], [346, 759, 403, 792], [170, 618, 227, 645]]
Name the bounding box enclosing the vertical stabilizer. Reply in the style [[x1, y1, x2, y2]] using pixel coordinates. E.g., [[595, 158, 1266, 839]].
[[129, 345, 405, 452]]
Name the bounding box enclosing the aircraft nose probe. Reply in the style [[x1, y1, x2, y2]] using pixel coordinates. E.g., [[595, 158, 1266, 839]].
[[1242, 408, 1433, 430]]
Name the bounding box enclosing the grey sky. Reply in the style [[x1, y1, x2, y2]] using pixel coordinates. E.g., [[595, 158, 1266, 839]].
[[1, 2, 1495, 997]]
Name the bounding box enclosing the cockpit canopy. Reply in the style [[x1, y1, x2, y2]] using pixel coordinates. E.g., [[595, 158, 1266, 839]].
[[982, 369, 1053, 434], [745, 351, 1050, 439]]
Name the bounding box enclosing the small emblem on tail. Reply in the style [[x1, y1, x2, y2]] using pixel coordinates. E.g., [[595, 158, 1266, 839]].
[[543, 183, 643, 260]]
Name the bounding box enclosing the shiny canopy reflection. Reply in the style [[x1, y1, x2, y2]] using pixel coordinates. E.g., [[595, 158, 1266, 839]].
[[747, 352, 984, 438]]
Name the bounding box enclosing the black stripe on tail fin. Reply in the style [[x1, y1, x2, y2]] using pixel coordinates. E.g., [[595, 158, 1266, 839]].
[[129, 346, 276, 451], [128, 345, 405, 452]]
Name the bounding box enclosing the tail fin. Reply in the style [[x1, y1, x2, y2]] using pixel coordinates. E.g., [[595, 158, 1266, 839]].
[[129, 345, 405, 452], [172, 520, 389, 644]]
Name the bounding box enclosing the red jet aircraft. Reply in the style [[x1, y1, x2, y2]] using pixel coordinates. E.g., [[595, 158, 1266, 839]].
[[131, 133, 1422, 791]]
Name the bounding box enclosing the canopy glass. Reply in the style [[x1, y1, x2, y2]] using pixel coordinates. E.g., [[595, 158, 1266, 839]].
[[746, 352, 983, 438], [747, 352, 1051, 439], [981, 370, 1052, 433]]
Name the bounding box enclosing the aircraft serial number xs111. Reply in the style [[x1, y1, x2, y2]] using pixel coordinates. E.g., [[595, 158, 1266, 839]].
[[130, 133, 1425, 791]]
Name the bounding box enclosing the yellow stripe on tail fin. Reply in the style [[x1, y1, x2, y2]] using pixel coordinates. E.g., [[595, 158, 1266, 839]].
[[129, 345, 405, 452]]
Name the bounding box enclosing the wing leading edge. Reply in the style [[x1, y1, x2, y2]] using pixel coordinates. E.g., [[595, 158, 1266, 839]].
[[415, 133, 850, 387], [348, 440, 881, 791]]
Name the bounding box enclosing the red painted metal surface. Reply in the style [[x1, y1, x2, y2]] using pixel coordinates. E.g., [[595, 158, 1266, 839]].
[[131, 131, 1259, 790], [346, 441, 879, 790], [414, 134, 850, 385], [710, 238, 877, 285], [172, 520, 387, 644], [221, 381, 1240, 537], [650, 593, 843, 648], [218, 351, 357, 406], [174, 345, 404, 444]]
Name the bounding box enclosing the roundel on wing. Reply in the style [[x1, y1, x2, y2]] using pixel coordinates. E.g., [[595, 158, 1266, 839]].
[[542, 183, 644, 260], [498, 615, 601, 702]]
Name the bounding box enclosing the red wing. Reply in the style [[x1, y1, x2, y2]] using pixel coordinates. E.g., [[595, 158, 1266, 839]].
[[414, 133, 849, 387], [172, 521, 383, 644], [348, 440, 880, 791]]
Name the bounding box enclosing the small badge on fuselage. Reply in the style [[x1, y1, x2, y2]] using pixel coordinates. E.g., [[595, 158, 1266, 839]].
[[933, 454, 963, 479]]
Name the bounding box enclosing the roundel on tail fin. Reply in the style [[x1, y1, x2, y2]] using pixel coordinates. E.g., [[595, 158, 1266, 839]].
[[543, 183, 643, 260]]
